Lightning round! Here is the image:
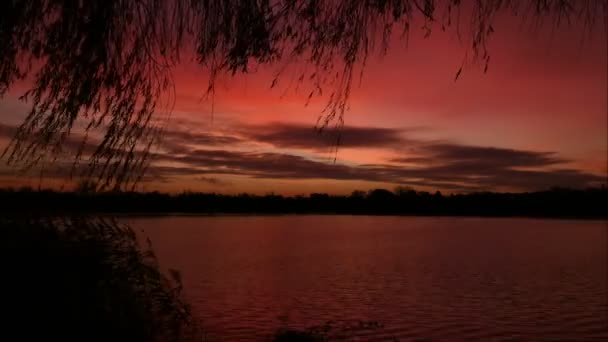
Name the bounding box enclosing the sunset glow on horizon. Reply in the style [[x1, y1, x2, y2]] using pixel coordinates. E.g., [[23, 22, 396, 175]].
[[0, 14, 606, 195]]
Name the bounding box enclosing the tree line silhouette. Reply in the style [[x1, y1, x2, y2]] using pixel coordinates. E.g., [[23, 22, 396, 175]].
[[3, 186, 605, 218]]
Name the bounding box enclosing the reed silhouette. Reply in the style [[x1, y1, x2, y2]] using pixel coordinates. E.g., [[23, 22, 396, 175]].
[[0, 216, 202, 342]]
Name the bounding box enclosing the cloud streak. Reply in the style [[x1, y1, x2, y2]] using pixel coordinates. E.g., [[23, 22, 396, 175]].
[[243, 123, 417, 150], [392, 144, 565, 167], [154, 122, 603, 191], [1, 121, 604, 193]]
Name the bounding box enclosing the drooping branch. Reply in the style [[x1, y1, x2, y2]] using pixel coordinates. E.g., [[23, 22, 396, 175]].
[[0, 0, 605, 190]]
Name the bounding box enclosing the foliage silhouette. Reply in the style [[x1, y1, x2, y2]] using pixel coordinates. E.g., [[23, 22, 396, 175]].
[[2, 186, 605, 218], [0, 216, 202, 342], [1, 0, 605, 189]]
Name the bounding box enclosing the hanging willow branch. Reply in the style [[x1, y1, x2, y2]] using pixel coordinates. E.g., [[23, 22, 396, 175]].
[[0, 0, 605, 190]]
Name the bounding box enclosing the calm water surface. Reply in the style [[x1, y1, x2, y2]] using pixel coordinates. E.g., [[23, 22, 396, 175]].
[[129, 216, 607, 341]]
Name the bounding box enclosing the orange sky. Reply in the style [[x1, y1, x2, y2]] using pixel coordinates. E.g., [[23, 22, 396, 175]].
[[0, 13, 606, 194]]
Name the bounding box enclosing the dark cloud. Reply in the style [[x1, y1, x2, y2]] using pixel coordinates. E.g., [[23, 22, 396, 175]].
[[392, 144, 564, 168], [0, 123, 99, 159], [379, 164, 603, 191], [161, 127, 244, 153], [391, 157, 435, 164], [146, 143, 603, 192], [244, 123, 415, 150], [153, 149, 382, 181], [384, 143, 601, 190], [0, 121, 603, 192], [197, 176, 232, 186]]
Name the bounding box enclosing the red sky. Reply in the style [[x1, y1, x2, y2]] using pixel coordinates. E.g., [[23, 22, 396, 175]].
[[0, 13, 606, 194]]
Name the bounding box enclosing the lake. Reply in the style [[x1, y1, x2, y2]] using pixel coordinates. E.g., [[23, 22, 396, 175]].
[[129, 216, 607, 340]]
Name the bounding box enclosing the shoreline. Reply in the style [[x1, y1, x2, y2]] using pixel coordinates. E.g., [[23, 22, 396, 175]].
[[4, 211, 606, 221]]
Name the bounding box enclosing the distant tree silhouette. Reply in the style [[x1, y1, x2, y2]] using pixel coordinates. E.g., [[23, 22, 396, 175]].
[[1, 186, 605, 218], [76, 179, 97, 194], [351, 190, 366, 199], [368, 188, 396, 200], [0, 0, 605, 189], [394, 186, 416, 197]]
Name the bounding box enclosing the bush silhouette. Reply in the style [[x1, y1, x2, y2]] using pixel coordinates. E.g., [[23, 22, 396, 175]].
[[0, 216, 201, 342]]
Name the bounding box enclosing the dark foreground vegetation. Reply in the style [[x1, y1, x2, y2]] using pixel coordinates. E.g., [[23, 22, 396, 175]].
[[0, 217, 202, 342], [2, 186, 606, 218]]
